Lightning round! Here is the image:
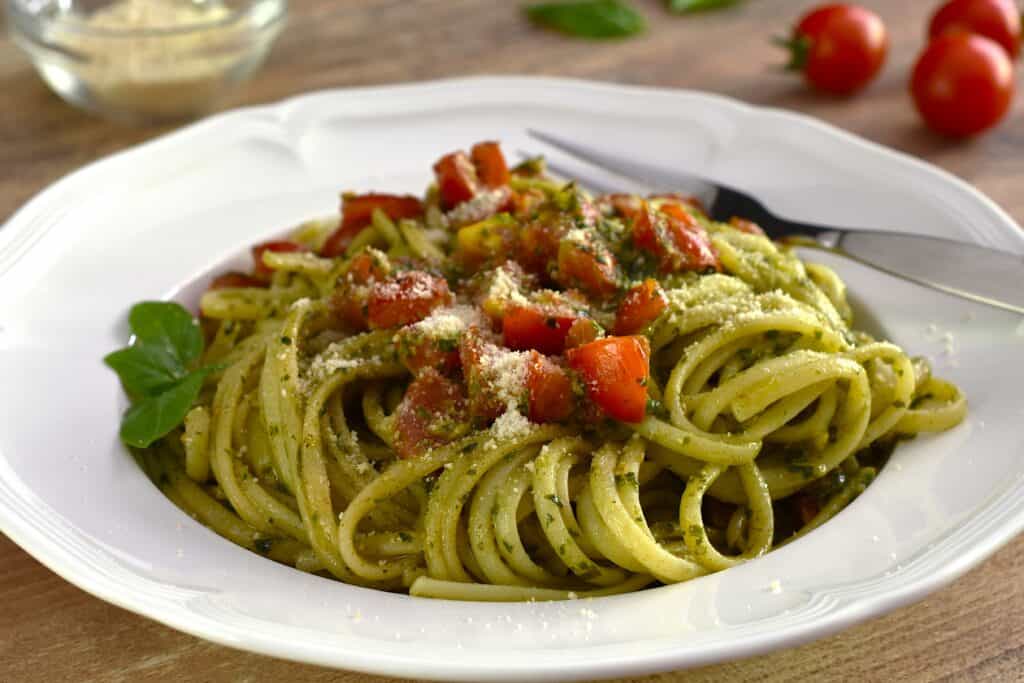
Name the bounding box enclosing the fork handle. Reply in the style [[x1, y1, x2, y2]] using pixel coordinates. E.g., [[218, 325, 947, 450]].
[[800, 230, 1024, 315]]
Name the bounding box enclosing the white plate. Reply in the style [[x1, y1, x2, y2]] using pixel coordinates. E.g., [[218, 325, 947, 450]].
[[2, 77, 1023, 681]]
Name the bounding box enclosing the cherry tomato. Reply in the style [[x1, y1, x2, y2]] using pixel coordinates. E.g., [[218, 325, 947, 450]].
[[782, 4, 888, 94], [567, 336, 650, 423], [252, 240, 305, 281], [615, 279, 668, 336], [526, 352, 575, 423], [321, 193, 424, 258], [367, 271, 452, 329], [208, 271, 267, 290], [502, 303, 580, 355], [470, 141, 511, 189], [911, 33, 1015, 137], [929, 0, 1021, 59], [395, 369, 467, 459]]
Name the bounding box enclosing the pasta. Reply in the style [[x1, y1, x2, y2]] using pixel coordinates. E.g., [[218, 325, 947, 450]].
[[134, 142, 966, 601]]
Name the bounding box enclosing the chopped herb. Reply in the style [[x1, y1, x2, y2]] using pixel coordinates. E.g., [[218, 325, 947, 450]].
[[545, 493, 564, 508]]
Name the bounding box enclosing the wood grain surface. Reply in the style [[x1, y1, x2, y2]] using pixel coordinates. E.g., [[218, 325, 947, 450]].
[[1, 1, 1022, 681]]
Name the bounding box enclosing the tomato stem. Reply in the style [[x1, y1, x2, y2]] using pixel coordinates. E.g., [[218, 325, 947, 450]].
[[773, 33, 811, 72]]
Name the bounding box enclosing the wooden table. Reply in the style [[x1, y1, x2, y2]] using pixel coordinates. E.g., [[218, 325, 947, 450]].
[[1, 1, 1022, 680]]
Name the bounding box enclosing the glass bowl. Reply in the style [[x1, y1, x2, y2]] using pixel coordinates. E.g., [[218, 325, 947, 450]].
[[5, 0, 287, 123]]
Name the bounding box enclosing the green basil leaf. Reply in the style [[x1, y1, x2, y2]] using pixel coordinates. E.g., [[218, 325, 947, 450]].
[[666, 0, 742, 13], [128, 301, 203, 370], [526, 0, 645, 39], [104, 345, 183, 397], [118, 367, 216, 448]]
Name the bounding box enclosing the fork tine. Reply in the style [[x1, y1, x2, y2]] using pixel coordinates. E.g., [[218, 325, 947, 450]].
[[525, 129, 719, 207]]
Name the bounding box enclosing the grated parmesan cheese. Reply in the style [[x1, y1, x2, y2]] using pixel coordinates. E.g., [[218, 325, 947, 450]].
[[489, 409, 532, 445], [446, 189, 508, 226], [404, 304, 482, 340], [485, 266, 530, 307], [308, 353, 364, 381]]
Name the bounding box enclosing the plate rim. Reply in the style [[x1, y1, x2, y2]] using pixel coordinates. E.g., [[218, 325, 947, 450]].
[[2, 75, 1023, 680]]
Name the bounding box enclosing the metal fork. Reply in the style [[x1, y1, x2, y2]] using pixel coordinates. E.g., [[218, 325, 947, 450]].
[[526, 129, 1024, 316]]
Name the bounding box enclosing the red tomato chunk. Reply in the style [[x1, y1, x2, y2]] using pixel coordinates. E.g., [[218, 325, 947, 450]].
[[567, 336, 651, 423], [526, 352, 575, 423], [208, 271, 267, 290], [615, 279, 668, 336], [367, 271, 452, 329], [471, 141, 511, 189], [395, 369, 467, 459], [502, 303, 580, 356], [434, 151, 480, 210]]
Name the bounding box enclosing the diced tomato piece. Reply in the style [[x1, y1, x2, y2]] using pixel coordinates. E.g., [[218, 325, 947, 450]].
[[367, 271, 452, 329], [341, 193, 424, 234], [615, 279, 668, 335], [396, 325, 462, 376], [651, 193, 708, 216], [729, 216, 766, 236], [527, 352, 574, 423], [327, 250, 391, 331], [600, 193, 644, 221], [659, 204, 719, 271], [471, 141, 511, 189], [434, 151, 480, 210], [252, 240, 304, 281], [517, 217, 565, 277], [346, 250, 390, 284], [664, 212, 720, 272], [626, 205, 667, 255], [567, 336, 650, 423], [565, 317, 603, 349], [502, 303, 580, 355], [208, 271, 267, 290], [631, 204, 719, 273], [395, 369, 467, 459], [321, 194, 424, 258], [556, 235, 620, 299], [459, 327, 508, 421]]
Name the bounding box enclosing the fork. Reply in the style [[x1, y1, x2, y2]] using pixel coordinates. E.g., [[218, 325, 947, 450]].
[[526, 129, 1024, 316]]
